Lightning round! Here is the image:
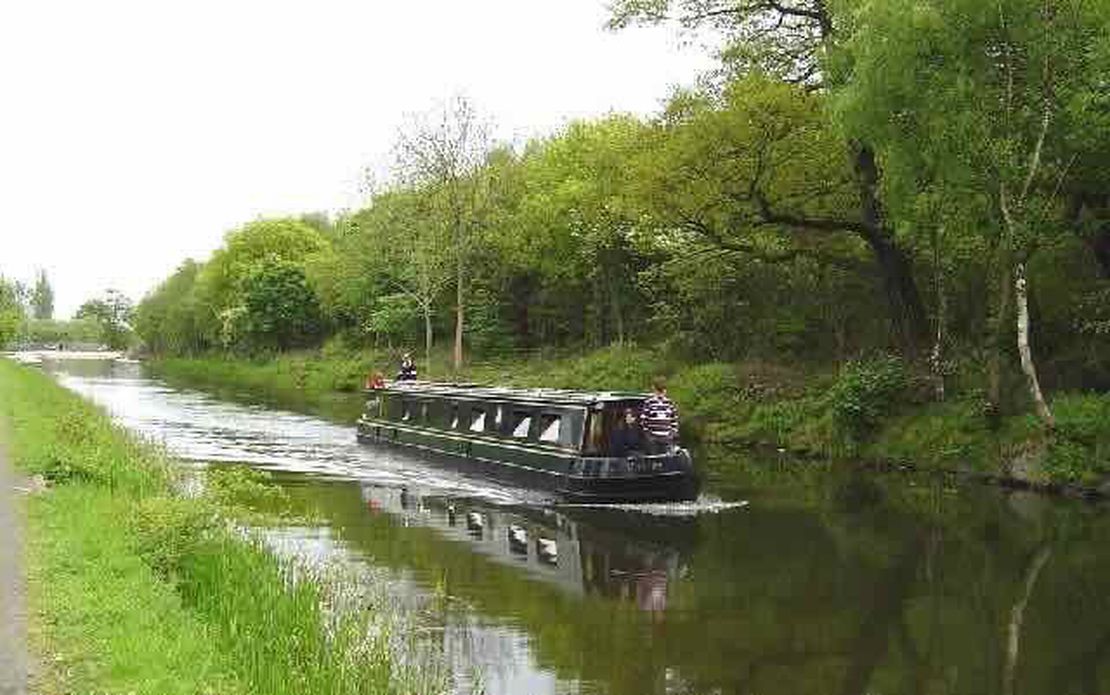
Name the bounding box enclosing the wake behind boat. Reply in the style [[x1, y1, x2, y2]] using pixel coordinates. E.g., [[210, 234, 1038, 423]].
[[356, 380, 699, 503]]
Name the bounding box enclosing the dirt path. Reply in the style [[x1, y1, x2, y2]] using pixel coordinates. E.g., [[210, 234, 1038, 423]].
[[0, 435, 29, 695]]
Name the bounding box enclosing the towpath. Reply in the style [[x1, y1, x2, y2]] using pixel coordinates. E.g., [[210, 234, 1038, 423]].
[[0, 432, 29, 695]]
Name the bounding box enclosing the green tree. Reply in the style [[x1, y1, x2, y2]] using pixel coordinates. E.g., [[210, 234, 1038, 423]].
[[395, 96, 495, 373], [238, 258, 324, 351], [134, 260, 208, 355], [31, 269, 54, 320], [0, 277, 25, 348], [836, 0, 1110, 424], [194, 218, 331, 350], [76, 290, 133, 350], [507, 116, 652, 347], [608, 0, 931, 353]]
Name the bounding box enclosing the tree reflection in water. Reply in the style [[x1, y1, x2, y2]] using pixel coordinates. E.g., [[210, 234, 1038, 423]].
[[279, 472, 1110, 695]]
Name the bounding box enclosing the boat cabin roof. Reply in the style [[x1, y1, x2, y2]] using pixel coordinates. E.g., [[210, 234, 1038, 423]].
[[368, 380, 648, 408]]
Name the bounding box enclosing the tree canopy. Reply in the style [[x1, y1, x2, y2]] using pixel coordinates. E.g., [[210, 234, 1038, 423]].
[[133, 1, 1110, 423]]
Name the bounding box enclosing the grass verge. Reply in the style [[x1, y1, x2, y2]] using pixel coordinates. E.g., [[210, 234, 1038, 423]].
[[0, 358, 444, 695]]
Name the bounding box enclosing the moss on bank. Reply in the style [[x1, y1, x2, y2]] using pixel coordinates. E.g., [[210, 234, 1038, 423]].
[[0, 359, 441, 695], [151, 345, 1110, 490]]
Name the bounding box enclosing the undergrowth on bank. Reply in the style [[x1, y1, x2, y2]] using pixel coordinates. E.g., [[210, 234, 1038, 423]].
[[0, 359, 450, 695], [151, 343, 1110, 488]]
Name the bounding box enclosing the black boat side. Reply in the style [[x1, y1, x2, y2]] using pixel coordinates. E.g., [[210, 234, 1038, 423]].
[[355, 381, 698, 503]]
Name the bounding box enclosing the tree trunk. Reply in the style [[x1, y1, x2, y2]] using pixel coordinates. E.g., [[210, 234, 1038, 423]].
[[612, 282, 625, 346], [932, 274, 947, 402], [1015, 262, 1054, 427], [423, 304, 433, 379], [853, 144, 929, 354], [1087, 228, 1110, 279], [931, 226, 946, 401], [453, 255, 464, 374]]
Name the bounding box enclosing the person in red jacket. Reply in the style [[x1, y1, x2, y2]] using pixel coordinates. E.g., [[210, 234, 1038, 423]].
[[365, 371, 385, 390]]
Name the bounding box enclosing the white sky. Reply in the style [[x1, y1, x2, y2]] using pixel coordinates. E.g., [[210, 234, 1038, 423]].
[[0, 1, 713, 318]]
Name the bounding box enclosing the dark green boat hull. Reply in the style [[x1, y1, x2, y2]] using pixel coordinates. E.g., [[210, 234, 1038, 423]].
[[356, 416, 698, 503]]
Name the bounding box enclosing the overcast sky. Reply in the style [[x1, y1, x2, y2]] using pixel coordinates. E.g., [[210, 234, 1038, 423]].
[[0, 1, 713, 318]]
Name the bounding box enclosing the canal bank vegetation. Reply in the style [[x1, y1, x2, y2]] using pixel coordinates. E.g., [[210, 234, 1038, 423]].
[[129, 0, 1110, 490], [0, 359, 450, 694], [150, 344, 1110, 490]]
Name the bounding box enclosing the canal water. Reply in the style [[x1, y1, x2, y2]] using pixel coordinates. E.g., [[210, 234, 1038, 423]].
[[44, 358, 1110, 695]]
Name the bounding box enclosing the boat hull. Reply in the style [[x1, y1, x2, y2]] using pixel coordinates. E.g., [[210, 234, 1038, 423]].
[[356, 417, 698, 503]]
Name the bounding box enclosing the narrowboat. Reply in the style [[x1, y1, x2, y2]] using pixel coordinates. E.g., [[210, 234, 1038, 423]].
[[356, 381, 698, 503]]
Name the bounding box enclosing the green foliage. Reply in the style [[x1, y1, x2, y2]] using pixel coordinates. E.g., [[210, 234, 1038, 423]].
[[129, 5, 1110, 439], [828, 357, 911, 444], [0, 276, 25, 348], [31, 268, 53, 320], [177, 535, 404, 695], [1075, 282, 1110, 339], [0, 366, 169, 493], [666, 362, 742, 435], [132, 496, 220, 581], [21, 317, 101, 346], [27, 487, 240, 695], [238, 258, 324, 351], [134, 260, 209, 355], [1043, 394, 1110, 485], [192, 218, 332, 353], [1, 358, 440, 695], [205, 466, 291, 515], [76, 289, 135, 350]]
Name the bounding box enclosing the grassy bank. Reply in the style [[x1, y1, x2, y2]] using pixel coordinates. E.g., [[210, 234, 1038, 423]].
[[150, 345, 1110, 490], [0, 358, 443, 694]]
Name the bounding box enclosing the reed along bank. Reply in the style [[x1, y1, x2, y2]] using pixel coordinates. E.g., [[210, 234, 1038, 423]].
[[0, 358, 447, 695]]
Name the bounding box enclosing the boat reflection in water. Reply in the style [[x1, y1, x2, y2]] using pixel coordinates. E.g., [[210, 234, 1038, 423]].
[[359, 483, 691, 613]]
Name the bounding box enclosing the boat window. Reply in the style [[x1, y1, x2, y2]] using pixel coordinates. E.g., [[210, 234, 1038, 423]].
[[495, 405, 503, 429], [512, 412, 531, 438], [539, 414, 562, 443], [401, 402, 412, 421], [421, 402, 429, 422], [470, 409, 486, 433], [450, 404, 459, 429]]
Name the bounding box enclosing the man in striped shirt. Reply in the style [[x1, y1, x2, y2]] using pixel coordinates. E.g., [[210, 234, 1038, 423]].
[[640, 377, 679, 453]]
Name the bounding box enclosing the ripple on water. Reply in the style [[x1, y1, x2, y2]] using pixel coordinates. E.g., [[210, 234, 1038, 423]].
[[553, 497, 749, 517]]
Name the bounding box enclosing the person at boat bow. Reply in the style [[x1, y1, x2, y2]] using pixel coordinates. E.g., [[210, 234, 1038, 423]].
[[397, 353, 418, 381], [640, 377, 678, 453], [365, 371, 385, 389]]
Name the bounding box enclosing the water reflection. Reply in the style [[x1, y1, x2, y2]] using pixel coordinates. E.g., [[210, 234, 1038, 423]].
[[38, 356, 1110, 695], [355, 484, 692, 611]]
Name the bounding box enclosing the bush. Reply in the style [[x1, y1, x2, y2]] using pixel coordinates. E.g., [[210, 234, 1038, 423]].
[[131, 497, 220, 581], [205, 466, 291, 516], [669, 363, 741, 417], [1043, 393, 1110, 485], [828, 356, 910, 444]]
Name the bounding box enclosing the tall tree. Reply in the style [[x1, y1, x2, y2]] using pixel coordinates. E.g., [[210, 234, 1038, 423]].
[[394, 96, 494, 373], [134, 260, 208, 355], [359, 190, 453, 373], [608, 0, 931, 353], [76, 289, 133, 350], [194, 218, 331, 351], [837, 0, 1109, 425], [31, 269, 54, 320], [0, 277, 25, 348]]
